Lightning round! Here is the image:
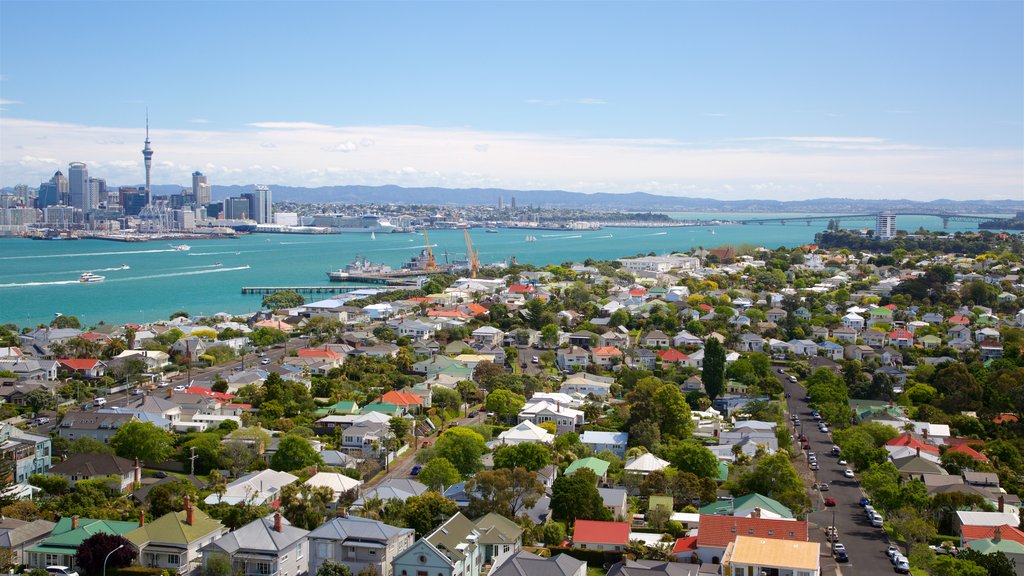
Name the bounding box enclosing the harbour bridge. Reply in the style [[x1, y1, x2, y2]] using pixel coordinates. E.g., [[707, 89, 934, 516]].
[[733, 212, 1013, 229]]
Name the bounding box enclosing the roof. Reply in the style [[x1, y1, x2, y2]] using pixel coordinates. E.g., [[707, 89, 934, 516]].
[[474, 512, 524, 545], [724, 535, 819, 571], [591, 346, 623, 357], [946, 443, 989, 462], [490, 550, 586, 576], [580, 431, 628, 445], [304, 472, 362, 494], [961, 524, 1024, 545], [624, 453, 670, 473], [955, 511, 1021, 528], [671, 536, 698, 554], [57, 358, 101, 370], [202, 514, 308, 555], [297, 348, 343, 359], [29, 517, 140, 556], [699, 494, 794, 519], [49, 453, 136, 477], [695, 515, 808, 548], [308, 515, 413, 543], [656, 349, 689, 362], [966, 538, 1024, 554], [886, 432, 940, 454], [126, 506, 224, 546], [565, 457, 611, 477], [377, 390, 423, 406], [0, 518, 56, 548], [426, 512, 479, 561], [572, 520, 630, 545]]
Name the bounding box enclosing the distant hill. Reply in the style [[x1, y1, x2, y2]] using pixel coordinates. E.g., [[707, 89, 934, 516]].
[[206, 184, 1022, 213]]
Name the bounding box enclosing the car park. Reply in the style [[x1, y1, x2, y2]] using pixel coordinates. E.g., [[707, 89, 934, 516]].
[[844, 469, 855, 478], [824, 496, 836, 506]]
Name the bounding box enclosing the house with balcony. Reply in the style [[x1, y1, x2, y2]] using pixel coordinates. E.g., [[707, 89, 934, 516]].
[[0, 423, 51, 485], [27, 516, 140, 570], [471, 326, 504, 348], [127, 497, 228, 575], [392, 513, 484, 576], [308, 516, 414, 576], [201, 513, 309, 576]]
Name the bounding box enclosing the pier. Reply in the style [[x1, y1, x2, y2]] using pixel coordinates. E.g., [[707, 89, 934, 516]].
[[241, 285, 399, 295]]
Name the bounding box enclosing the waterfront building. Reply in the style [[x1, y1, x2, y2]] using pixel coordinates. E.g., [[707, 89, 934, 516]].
[[243, 184, 272, 224], [192, 171, 210, 207], [876, 211, 897, 240], [224, 196, 250, 220]]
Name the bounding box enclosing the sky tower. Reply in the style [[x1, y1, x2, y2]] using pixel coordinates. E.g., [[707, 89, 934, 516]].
[[142, 111, 154, 205]]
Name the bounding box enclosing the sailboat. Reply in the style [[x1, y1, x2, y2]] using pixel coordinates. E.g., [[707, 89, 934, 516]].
[[525, 235, 537, 242], [371, 232, 376, 240]]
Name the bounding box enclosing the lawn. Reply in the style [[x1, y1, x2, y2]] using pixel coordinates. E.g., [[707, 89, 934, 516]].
[[587, 567, 606, 576]]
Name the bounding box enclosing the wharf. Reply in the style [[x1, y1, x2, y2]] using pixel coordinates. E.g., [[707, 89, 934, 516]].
[[241, 285, 398, 295], [327, 271, 434, 286]]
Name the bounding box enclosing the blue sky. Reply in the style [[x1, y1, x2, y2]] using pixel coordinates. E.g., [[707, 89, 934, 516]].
[[1, 1, 1022, 200]]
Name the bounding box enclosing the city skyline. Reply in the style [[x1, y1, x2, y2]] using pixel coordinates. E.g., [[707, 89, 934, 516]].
[[1, 1, 1021, 201]]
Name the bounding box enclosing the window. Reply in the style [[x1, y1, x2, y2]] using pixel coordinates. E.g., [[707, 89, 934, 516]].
[[256, 562, 272, 575], [316, 543, 329, 558], [167, 555, 180, 566]]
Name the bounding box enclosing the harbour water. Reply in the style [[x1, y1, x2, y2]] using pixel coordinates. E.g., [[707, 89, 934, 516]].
[[0, 213, 1011, 327]]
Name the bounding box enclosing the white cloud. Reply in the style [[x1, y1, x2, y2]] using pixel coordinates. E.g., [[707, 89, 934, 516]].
[[0, 99, 21, 105], [188, 118, 210, 124], [0, 117, 1020, 201], [247, 121, 333, 129]]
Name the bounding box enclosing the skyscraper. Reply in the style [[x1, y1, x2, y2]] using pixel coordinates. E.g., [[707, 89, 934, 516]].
[[142, 113, 154, 205], [38, 170, 67, 208], [876, 211, 897, 240], [192, 171, 210, 206], [68, 162, 93, 210], [243, 184, 272, 224]]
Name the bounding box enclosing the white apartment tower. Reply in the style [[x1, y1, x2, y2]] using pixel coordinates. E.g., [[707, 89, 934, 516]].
[[876, 211, 897, 240]]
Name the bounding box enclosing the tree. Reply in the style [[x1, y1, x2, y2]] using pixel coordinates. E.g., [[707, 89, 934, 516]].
[[466, 467, 544, 518], [67, 437, 114, 455], [403, 491, 458, 536], [23, 389, 52, 413], [203, 552, 234, 576], [181, 433, 223, 475], [550, 469, 612, 523], [732, 452, 810, 516], [493, 442, 551, 472], [147, 480, 199, 517], [957, 549, 1016, 576], [541, 522, 567, 546], [389, 416, 411, 442], [249, 327, 289, 347], [51, 315, 82, 329], [540, 324, 560, 349], [666, 441, 719, 480], [485, 389, 526, 421], [316, 561, 353, 576], [279, 483, 333, 530], [702, 337, 726, 400], [75, 533, 136, 574], [270, 435, 323, 471], [889, 506, 937, 555], [435, 427, 487, 476], [653, 383, 694, 439], [262, 290, 306, 309], [431, 387, 462, 420], [417, 458, 462, 490], [473, 361, 505, 385], [109, 421, 175, 462]]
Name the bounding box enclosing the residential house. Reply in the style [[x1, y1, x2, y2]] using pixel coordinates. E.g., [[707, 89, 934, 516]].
[[693, 515, 808, 565], [391, 513, 484, 576], [55, 412, 138, 444], [56, 358, 107, 379], [580, 431, 629, 459], [556, 347, 590, 372], [831, 326, 858, 344], [127, 498, 229, 575], [642, 331, 671, 348], [818, 341, 844, 360], [721, 535, 819, 576], [304, 472, 362, 502], [888, 329, 915, 348], [471, 326, 504, 348], [352, 480, 428, 509], [472, 513, 524, 566], [787, 340, 818, 357], [673, 331, 703, 348], [628, 349, 657, 370], [861, 329, 886, 347], [0, 423, 52, 484], [0, 358, 59, 382], [570, 520, 630, 552], [308, 516, 413, 576], [623, 453, 670, 477], [560, 373, 612, 397], [48, 453, 140, 492], [591, 346, 623, 369], [518, 401, 584, 434], [765, 308, 788, 323], [27, 516, 140, 570], [841, 313, 865, 330], [490, 551, 585, 576], [737, 333, 765, 353], [698, 494, 794, 520], [201, 513, 309, 576], [0, 517, 56, 566], [598, 488, 629, 521], [656, 349, 689, 368], [568, 331, 599, 349], [493, 421, 555, 446], [202, 470, 298, 506], [867, 306, 893, 326], [564, 457, 610, 483]]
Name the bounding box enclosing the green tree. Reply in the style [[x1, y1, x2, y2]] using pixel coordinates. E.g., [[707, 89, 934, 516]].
[[957, 549, 1016, 576], [666, 441, 718, 480], [434, 427, 487, 476], [702, 337, 726, 400], [431, 387, 462, 420], [889, 506, 937, 555], [416, 458, 462, 490], [541, 522, 567, 546], [51, 315, 82, 329], [732, 452, 810, 516], [540, 324, 560, 348], [203, 552, 234, 576], [262, 290, 306, 309], [485, 389, 526, 421], [67, 437, 114, 455], [466, 467, 544, 519], [389, 416, 411, 442], [279, 483, 333, 530], [182, 433, 227, 475], [403, 491, 459, 536], [550, 469, 612, 523], [109, 421, 175, 462], [270, 435, 323, 471], [147, 480, 199, 517], [492, 442, 551, 472], [316, 561, 353, 576]]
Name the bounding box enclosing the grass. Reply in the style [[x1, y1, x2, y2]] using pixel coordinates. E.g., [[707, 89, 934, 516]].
[[587, 568, 606, 576]]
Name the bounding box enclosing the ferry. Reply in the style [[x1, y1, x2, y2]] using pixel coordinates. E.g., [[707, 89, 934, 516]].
[[306, 214, 397, 233], [80, 272, 105, 283], [170, 244, 191, 251]]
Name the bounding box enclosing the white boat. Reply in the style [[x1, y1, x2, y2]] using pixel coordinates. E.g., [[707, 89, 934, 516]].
[[170, 244, 191, 251], [213, 262, 222, 267], [80, 272, 105, 283], [120, 264, 130, 270], [525, 235, 537, 242], [307, 214, 397, 233], [371, 232, 376, 240]]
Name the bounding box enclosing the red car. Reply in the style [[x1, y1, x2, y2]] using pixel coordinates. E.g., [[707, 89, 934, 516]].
[[798, 434, 808, 442], [824, 497, 836, 506], [802, 442, 810, 450]]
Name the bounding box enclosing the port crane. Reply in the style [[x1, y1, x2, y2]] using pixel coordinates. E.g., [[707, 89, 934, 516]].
[[463, 227, 480, 278], [421, 227, 438, 272]]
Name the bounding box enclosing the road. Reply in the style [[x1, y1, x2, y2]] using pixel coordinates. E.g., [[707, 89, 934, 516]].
[[366, 410, 489, 487], [780, 369, 896, 576]]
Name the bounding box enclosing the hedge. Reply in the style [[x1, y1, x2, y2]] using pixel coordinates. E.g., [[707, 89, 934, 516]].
[[547, 546, 623, 567]]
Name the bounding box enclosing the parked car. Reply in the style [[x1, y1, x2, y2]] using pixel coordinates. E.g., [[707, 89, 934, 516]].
[[831, 446, 842, 456], [260, 358, 270, 365], [860, 496, 872, 507], [894, 558, 910, 574], [789, 376, 798, 383], [825, 527, 839, 541], [93, 397, 106, 406], [834, 549, 849, 563], [802, 442, 810, 450], [818, 482, 829, 491], [844, 469, 855, 478], [46, 566, 79, 576], [833, 543, 847, 555], [870, 513, 884, 527], [838, 458, 848, 465], [890, 552, 906, 565], [152, 471, 168, 478], [886, 545, 901, 561], [410, 465, 422, 476], [810, 462, 819, 471], [131, 388, 145, 395], [824, 496, 836, 506], [798, 434, 808, 442], [33, 417, 50, 426], [173, 385, 187, 392]]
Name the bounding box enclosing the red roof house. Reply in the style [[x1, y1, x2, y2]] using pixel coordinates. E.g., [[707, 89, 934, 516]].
[[657, 349, 689, 364], [57, 358, 106, 378], [508, 284, 536, 294], [960, 524, 1024, 546], [628, 288, 648, 297], [948, 314, 971, 326], [694, 515, 808, 563], [993, 413, 1019, 424], [297, 348, 344, 360], [946, 443, 989, 462], [427, 309, 472, 319], [180, 386, 235, 401], [375, 390, 424, 408], [572, 520, 631, 551], [887, 432, 939, 454]]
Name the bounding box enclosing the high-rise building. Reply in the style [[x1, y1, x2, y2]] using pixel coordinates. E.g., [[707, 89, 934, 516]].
[[242, 184, 272, 224], [498, 195, 503, 210], [192, 171, 210, 207], [511, 195, 517, 210], [68, 162, 94, 210], [224, 197, 250, 219], [89, 178, 106, 206], [876, 211, 897, 240], [142, 113, 154, 205]]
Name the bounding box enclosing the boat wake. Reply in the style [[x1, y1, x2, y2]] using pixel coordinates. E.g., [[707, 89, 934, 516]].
[[0, 248, 176, 260], [188, 251, 247, 256], [368, 244, 438, 252], [0, 279, 82, 288], [105, 265, 251, 283], [595, 234, 614, 239]]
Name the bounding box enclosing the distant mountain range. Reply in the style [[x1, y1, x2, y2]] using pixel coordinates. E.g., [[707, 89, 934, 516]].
[[204, 184, 1023, 213], [7, 183, 1022, 213]]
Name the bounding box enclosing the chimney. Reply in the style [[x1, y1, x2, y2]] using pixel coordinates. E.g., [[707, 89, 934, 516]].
[[916, 447, 921, 458], [922, 429, 928, 440], [998, 495, 1004, 513], [751, 508, 761, 518], [134, 458, 141, 485], [184, 495, 194, 526], [139, 511, 145, 527], [274, 512, 283, 533], [71, 516, 79, 529], [994, 526, 1003, 542]]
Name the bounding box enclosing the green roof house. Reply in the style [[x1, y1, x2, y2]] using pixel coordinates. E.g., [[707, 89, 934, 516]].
[[359, 402, 401, 415], [699, 493, 794, 519], [314, 400, 359, 416], [28, 516, 140, 570], [564, 457, 611, 482], [127, 497, 227, 574]]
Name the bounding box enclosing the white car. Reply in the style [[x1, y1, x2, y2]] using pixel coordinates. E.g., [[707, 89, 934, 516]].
[[870, 513, 884, 527], [131, 388, 145, 395], [838, 459, 848, 465], [260, 358, 270, 365], [93, 397, 106, 406], [843, 469, 855, 478], [833, 543, 847, 554], [173, 385, 187, 392], [46, 566, 79, 576]]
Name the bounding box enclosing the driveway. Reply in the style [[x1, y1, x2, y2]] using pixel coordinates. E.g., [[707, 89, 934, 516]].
[[780, 369, 897, 576]]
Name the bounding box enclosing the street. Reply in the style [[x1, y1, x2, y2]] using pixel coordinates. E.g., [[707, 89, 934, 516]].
[[781, 369, 896, 576]]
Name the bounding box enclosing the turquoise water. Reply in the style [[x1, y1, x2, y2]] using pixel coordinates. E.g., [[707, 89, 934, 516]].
[[0, 214, 1010, 328]]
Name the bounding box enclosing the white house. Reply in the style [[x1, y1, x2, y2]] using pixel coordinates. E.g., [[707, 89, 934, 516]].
[[580, 431, 629, 459]]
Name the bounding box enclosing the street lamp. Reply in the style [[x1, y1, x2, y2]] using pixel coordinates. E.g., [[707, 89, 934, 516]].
[[103, 543, 125, 576]]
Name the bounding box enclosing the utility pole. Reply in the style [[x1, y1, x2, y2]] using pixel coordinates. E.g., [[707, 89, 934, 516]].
[[188, 446, 198, 476]]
